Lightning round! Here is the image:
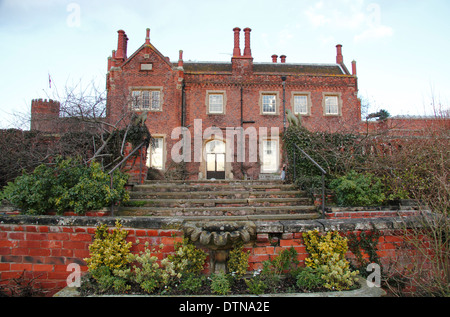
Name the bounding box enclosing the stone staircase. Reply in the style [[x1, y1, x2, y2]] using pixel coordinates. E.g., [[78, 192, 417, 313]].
[[117, 179, 320, 220]]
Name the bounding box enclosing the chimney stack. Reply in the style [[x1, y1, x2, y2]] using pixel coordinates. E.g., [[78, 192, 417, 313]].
[[233, 27, 241, 57], [352, 60, 357, 76], [243, 27, 252, 57], [280, 55, 286, 63], [116, 30, 128, 60], [272, 54, 278, 63], [145, 28, 150, 45], [336, 44, 343, 64], [178, 50, 184, 67]]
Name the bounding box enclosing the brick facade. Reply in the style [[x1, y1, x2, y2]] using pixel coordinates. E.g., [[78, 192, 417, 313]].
[[105, 27, 361, 181]]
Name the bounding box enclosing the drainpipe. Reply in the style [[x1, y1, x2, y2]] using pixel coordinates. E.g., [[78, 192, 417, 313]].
[[181, 82, 186, 127], [240, 86, 244, 178], [281, 76, 287, 132]]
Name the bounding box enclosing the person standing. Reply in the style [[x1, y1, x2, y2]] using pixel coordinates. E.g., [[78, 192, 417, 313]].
[[280, 164, 287, 181]]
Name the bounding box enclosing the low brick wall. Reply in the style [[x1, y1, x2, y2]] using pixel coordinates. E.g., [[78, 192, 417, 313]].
[[0, 214, 427, 296]]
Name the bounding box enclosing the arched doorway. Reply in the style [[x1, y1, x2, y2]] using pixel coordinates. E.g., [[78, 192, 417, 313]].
[[206, 140, 226, 180]]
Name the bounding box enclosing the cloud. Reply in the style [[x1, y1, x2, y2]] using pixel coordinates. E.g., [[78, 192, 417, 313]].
[[305, 1, 330, 27], [304, 0, 394, 42], [354, 24, 394, 43]]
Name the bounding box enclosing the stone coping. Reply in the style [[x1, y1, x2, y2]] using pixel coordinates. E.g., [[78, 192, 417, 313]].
[[0, 214, 426, 232], [53, 276, 386, 297]]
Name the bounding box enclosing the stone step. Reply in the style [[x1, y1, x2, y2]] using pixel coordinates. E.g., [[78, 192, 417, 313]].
[[133, 183, 297, 193], [124, 197, 311, 208], [129, 190, 306, 200], [117, 205, 318, 217], [144, 179, 285, 186]]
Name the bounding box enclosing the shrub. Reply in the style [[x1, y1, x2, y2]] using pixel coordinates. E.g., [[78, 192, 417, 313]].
[[303, 230, 359, 291], [296, 266, 325, 290], [227, 242, 250, 278], [84, 220, 132, 273], [122, 244, 182, 294], [168, 238, 207, 275], [303, 230, 348, 269], [178, 273, 206, 294], [330, 170, 385, 206], [262, 247, 299, 276], [210, 272, 231, 295], [245, 275, 267, 295], [1, 157, 129, 215]]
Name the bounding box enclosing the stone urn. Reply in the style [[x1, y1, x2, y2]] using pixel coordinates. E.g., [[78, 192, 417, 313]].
[[182, 221, 256, 273]]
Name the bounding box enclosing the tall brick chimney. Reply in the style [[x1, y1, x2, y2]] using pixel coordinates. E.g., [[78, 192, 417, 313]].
[[233, 27, 241, 57], [178, 50, 184, 67], [145, 28, 150, 45], [243, 27, 252, 58], [232, 27, 253, 76], [116, 30, 128, 61], [272, 54, 278, 63], [280, 55, 286, 63], [352, 60, 357, 76], [336, 44, 343, 64]]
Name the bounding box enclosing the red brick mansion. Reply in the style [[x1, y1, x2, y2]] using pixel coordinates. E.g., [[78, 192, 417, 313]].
[[30, 27, 448, 181]]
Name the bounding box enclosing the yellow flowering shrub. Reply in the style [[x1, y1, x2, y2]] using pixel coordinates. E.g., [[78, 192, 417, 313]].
[[303, 230, 348, 268], [167, 238, 207, 275], [303, 230, 359, 291], [84, 220, 132, 272], [227, 242, 250, 277]]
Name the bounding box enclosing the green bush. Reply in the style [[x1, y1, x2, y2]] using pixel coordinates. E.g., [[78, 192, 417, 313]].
[[245, 275, 267, 295], [302, 230, 359, 291], [84, 221, 132, 272], [227, 242, 250, 278], [296, 266, 325, 290], [1, 157, 129, 215], [330, 170, 385, 206], [210, 272, 231, 295], [168, 238, 207, 275], [178, 273, 206, 294]]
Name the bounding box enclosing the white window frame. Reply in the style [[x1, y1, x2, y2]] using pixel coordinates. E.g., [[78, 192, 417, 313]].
[[292, 92, 311, 116], [322, 93, 342, 116], [130, 87, 163, 111], [260, 92, 279, 115], [206, 91, 226, 114]]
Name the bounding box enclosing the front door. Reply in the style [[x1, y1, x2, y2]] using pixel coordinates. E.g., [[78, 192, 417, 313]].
[[206, 140, 226, 180]]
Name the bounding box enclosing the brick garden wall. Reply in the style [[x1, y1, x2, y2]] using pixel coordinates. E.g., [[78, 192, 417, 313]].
[[0, 214, 428, 296]]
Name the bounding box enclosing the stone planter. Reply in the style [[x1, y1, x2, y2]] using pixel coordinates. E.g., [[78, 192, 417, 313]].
[[54, 276, 386, 297]]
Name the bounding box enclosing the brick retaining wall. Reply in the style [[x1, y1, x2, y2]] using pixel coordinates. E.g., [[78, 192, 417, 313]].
[[0, 215, 428, 296]]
